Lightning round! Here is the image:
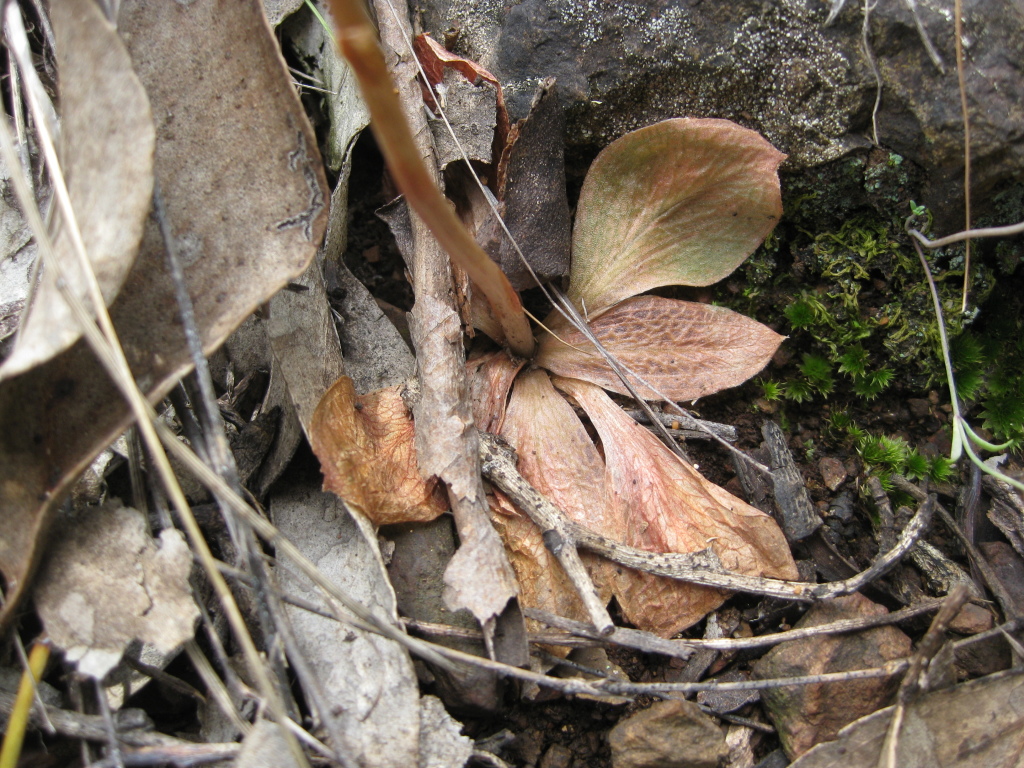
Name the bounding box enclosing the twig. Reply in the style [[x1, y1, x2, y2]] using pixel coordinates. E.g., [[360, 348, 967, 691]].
[[324, 0, 533, 355], [530, 599, 943, 654], [762, 421, 822, 542], [877, 585, 968, 768], [480, 431, 935, 602], [953, 0, 972, 312], [891, 475, 1022, 619], [623, 409, 737, 442]]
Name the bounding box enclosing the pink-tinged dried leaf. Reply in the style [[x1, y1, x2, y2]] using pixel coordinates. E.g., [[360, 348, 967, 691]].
[[468, 350, 524, 433], [557, 377, 798, 637], [537, 295, 784, 402], [413, 34, 509, 156], [568, 119, 785, 315], [492, 370, 615, 627], [487, 491, 605, 648], [310, 377, 447, 526]]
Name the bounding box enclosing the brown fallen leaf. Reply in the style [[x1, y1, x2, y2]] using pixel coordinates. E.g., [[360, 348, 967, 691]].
[[310, 377, 447, 525], [0, 0, 328, 634]]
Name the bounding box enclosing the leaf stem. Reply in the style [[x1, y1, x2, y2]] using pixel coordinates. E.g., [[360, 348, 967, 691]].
[[325, 0, 535, 357]]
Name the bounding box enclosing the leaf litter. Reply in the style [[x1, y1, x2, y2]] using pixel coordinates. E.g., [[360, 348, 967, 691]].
[[0, 1, 1022, 767]]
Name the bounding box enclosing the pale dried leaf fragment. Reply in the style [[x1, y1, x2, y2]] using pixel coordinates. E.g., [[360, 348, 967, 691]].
[[34, 503, 198, 680], [568, 118, 785, 315], [0, 0, 327, 634], [558, 377, 798, 637], [1, 0, 154, 379], [310, 376, 447, 525], [271, 479, 421, 768], [537, 295, 784, 402]]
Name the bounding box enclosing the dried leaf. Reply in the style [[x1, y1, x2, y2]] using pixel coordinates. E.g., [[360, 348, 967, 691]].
[[0, 0, 154, 379], [413, 33, 509, 154], [491, 79, 571, 289], [467, 350, 523, 433], [310, 377, 447, 526], [567, 118, 785, 315], [537, 295, 785, 401], [558, 377, 798, 636], [0, 0, 327, 633], [271, 478, 421, 767], [489, 370, 614, 626], [33, 503, 198, 679]]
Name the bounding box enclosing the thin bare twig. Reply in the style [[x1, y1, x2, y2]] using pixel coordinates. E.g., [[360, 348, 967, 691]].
[[479, 431, 935, 603]]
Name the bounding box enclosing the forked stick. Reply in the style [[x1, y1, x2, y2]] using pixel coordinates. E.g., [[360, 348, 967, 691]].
[[325, 0, 535, 358]]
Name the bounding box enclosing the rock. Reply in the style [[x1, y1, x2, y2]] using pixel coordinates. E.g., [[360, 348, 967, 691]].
[[540, 743, 574, 768], [422, 0, 1024, 218], [608, 699, 727, 768], [817, 457, 847, 491], [752, 593, 912, 759], [980, 541, 1024, 617], [949, 602, 994, 635]]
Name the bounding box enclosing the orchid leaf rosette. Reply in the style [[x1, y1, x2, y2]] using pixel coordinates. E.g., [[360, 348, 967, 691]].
[[473, 118, 798, 636], [312, 117, 798, 638]]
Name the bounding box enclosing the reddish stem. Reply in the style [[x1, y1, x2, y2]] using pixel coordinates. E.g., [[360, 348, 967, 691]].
[[326, 0, 535, 358]]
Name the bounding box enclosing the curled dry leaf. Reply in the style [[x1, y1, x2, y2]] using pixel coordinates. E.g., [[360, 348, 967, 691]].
[[0, 0, 328, 634], [568, 118, 785, 316], [33, 503, 198, 680], [310, 377, 447, 525], [557, 377, 798, 636], [537, 295, 785, 402], [0, 0, 154, 379]]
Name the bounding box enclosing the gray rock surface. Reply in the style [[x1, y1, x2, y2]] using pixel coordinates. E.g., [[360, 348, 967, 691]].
[[421, 0, 1024, 217]]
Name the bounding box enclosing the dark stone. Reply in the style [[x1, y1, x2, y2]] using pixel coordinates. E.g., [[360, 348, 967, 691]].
[[423, 0, 1024, 220]]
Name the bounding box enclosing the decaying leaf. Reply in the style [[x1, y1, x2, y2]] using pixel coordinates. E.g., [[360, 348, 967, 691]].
[[558, 377, 798, 636], [537, 295, 784, 402], [490, 371, 614, 627], [468, 349, 524, 433], [271, 478, 423, 768], [567, 118, 785, 316], [0, 0, 328, 634], [413, 33, 509, 154], [491, 78, 571, 289], [33, 503, 198, 680], [310, 376, 447, 525], [0, 0, 154, 379]]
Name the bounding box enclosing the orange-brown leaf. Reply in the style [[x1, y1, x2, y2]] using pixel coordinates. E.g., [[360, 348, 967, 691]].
[[310, 377, 447, 525], [557, 377, 798, 637], [537, 295, 784, 402]]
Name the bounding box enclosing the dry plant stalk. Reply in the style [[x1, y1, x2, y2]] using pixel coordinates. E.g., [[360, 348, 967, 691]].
[[325, 0, 533, 357]]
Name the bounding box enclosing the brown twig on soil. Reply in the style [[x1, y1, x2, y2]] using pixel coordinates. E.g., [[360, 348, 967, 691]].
[[877, 585, 969, 768], [480, 431, 935, 603], [762, 420, 822, 542], [891, 475, 1023, 620], [528, 599, 945, 654]]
